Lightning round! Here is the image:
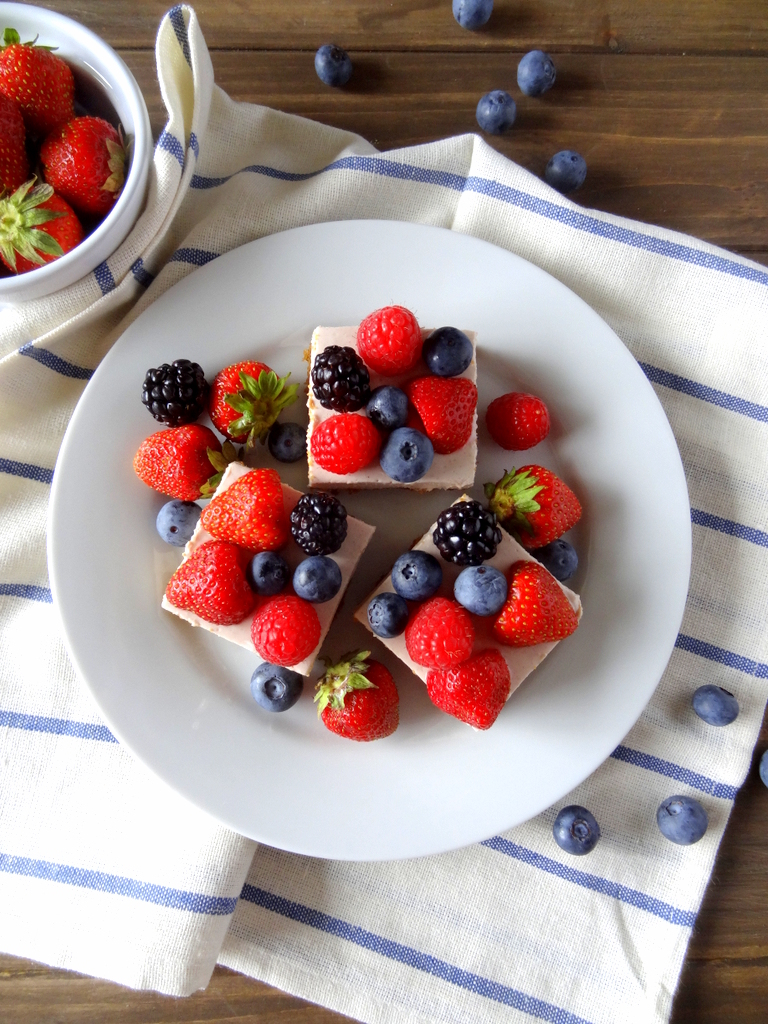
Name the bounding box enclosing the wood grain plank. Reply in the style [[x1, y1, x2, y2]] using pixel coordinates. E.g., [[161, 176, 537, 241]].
[[25, 0, 768, 55]]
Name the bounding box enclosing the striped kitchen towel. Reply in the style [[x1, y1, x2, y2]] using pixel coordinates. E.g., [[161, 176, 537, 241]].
[[1, 5, 767, 1023]]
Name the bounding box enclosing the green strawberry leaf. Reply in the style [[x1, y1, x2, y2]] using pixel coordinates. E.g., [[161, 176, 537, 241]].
[[2, 28, 20, 46], [314, 650, 375, 715]]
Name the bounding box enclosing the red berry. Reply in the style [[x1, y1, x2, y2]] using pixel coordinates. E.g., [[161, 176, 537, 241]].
[[493, 560, 579, 646], [0, 92, 28, 192], [0, 182, 83, 274], [426, 649, 511, 729], [200, 468, 289, 552], [316, 653, 399, 741], [310, 413, 381, 475], [406, 376, 477, 454], [486, 392, 550, 450], [133, 424, 221, 501], [165, 541, 256, 626], [357, 305, 422, 375], [251, 594, 321, 666], [0, 30, 75, 135], [41, 116, 127, 217], [208, 361, 299, 444], [405, 596, 475, 669], [484, 465, 582, 549]]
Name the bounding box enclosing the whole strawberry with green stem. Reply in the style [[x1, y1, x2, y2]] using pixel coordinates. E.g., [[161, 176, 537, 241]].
[[41, 116, 129, 217], [0, 27, 75, 136], [0, 180, 83, 273], [0, 92, 28, 192], [484, 464, 581, 549], [133, 423, 224, 501], [315, 651, 399, 741], [208, 360, 300, 445]]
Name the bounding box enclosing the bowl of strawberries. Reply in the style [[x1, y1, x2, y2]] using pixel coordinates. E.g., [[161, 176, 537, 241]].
[[0, 2, 151, 304]]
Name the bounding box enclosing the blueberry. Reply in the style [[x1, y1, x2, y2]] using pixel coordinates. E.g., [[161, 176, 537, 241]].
[[156, 500, 201, 546], [314, 44, 353, 87], [553, 805, 601, 855], [545, 150, 587, 193], [692, 684, 739, 727], [476, 90, 516, 134], [250, 663, 303, 712], [292, 555, 342, 603], [454, 565, 508, 616], [533, 539, 578, 582], [268, 421, 307, 463], [656, 795, 708, 845], [380, 427, 434, 483], [452, 0, 493, 30], [391, 550, 443, 601], [517, 50, 556, 97], [759, 750, 768, 789], [247, 551, 290, 595], [367, 592, 410, 638], [367, 386, 409, 431], [423, 327, 473, 377]]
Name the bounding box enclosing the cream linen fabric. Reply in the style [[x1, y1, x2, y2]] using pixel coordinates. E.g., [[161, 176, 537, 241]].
[[1, 6, 766, 1022]]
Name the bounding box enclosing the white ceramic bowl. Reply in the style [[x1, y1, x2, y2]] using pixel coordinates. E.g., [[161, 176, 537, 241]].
[[0, 2, 152, 304]]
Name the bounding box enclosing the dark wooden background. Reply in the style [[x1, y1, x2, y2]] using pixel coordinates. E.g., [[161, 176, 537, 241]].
[[3, 1, 768, 1021]]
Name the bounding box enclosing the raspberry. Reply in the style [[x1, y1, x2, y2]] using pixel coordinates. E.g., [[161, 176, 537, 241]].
[[310, 414, 381, 475], [311, 345, 371, 412], [357, 305, 422, 376], [251, 594, 322, 666], [405, 596, 475, 669]]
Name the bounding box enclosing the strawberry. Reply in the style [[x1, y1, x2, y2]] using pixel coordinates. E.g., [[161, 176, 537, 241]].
[[486, 392, 550, 451], [0, 181, 83, 273], [426, 649, 512, 730], [0, 92, 28, 192], [406, 376, 477, 454], [357, 305, 422, 376], [0, 28, 74, 136], [493, 560, 579, 646], [484, 465, 582, 549], [40, 116, 128, 217], [165, 540, 256, 626], [310, 413, 381, 475], [133, 424, 222, 501], [199, 467, 289, 552], [208, 360, 299, 445], [315, 651, 399, 741], [251, 593, 321, 666], [405, 596, 475, 669]]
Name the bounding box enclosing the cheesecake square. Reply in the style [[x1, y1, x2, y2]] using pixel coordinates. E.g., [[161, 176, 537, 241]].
[[162, 461, 375, 675], [355, 495, 582, 700], [307, 326, 477, 490]]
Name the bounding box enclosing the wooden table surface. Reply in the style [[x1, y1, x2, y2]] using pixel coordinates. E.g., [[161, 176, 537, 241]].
[[4, 1, 768, 1021]]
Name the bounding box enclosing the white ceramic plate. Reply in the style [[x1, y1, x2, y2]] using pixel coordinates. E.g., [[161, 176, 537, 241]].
[[48, 221, 691, 861]]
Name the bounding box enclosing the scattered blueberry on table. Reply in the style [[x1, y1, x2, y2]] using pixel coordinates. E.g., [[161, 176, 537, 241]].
[[391, 550, 443, 601], [314, 44, 353, 87], [476, 90, 516, 134], [692, 684, 739, 727], [268, 421, 307, 463], [760, 750, 768, 789], [657, 795, 708, 845], [534, 538, 578, 582], [156, 499, 201, 546], [517, 50, 557, 97], [423, 326, 474, 377], [293, 555, 342, 603], [553, 805, 601, 855], [247, 550, 290, 595], [368, 591, 410, 638], [545, 150, 587, 193], [367, 385, 409, 431], [250, 663, 304, 712], [452, 0, 493, 30], [380, 426, 435, 482], [454, 564, 508, 616]]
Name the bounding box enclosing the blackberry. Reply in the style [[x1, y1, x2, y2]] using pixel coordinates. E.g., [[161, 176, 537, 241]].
[[311, 345, 371, 412], [290, 492, 347, 555], [142, 359, 208, 426], [432, 500, 501, 565]]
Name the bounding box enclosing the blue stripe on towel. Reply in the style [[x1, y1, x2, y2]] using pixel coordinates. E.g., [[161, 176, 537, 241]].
[[691, 508, 768, 548], [169, 247, 219, 267], [168, 5, 192, 66], [18, 342, 93, 380], [639, 362, 768, 422], [0, 709, 116, 742], [131, 257, 155, 287], [0, 458, 53, 484], [675, 633, 768, 677], [239, 885, 594, 1024], [611, 745, 738, 800], [0, 583, 52, 603], [157, 129, 185, 167], [481, 836, 696, 927], [93, 260, 115, 295], [0, 853, 238, 914]]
